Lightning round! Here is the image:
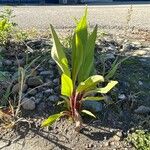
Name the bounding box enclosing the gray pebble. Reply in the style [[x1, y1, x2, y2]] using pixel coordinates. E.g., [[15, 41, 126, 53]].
[[22, 97, 36, 110]]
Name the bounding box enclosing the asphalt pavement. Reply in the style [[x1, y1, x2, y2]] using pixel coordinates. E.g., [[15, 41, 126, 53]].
[[0, 4, 150, 30]]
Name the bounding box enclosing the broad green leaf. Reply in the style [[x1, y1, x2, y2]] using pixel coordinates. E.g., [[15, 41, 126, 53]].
[[83, 96, 105, 101], [81, 110, 96, 118], [78, 25, 97, 83], [61, 74, 73, 97], [41, 113, 62, 127], [71, 33, 83, 85], [75, 7, 88, 48], [94, 80, 118, 94], [72, 7, 88, 85], [50, 25, 70, 77], [77, 75, 104, 93]]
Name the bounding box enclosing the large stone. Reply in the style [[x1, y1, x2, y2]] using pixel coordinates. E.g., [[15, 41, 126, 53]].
[[83, 101, 103, 112], [27, 76, 43, 87], [21, 97, 36, 110], [134, 106, 150, 115], [12, 83, 28, 94]]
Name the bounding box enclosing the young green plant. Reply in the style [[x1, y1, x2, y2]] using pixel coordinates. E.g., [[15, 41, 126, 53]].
[[42, 8, 118, 131]]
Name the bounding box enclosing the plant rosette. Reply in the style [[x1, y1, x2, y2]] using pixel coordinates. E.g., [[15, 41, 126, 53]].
[[42, 8, 118, 131]]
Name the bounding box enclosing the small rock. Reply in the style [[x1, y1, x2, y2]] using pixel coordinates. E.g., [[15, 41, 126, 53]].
[[134, 105, 150, 115], [12, 83, 27, 94], [105, 53, 115, 59], [35, 98, 41, 104], [37, 67, 44, 72], [3, 60, 12, 66], [35, 93, 43, 99], [116, 131, 123, 137], [113, 135, 120, 141], [40, 71, 52, 76], [49, 60, 56, 66], [53, 78, 59, 85], [54, 86, 60, 92], [27, 76, 43, 87], [138, 81, 143, 85], [109, 141, 115, 146], [83, 101, 102, 112], [103, 142, 109, 147], [115, 141, 120, 146], [118, 94, 126, 100], [48, 95, 59, 102], [116, 38, 123, 45], [131, 41, 142, 49], [122, 43, 133, 51], [133, 50, 147, 56], [107, 45, 116, 51], [37, 102, 46, 111], [14, 59, 25, 66], [44, 89, 54, 96], [22, 97, 36, 110]]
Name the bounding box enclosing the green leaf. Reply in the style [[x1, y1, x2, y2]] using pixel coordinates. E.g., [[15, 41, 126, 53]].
[[75, 7, 88, 48], [81, 110, 96, 118], [41, 113, 62, 127], [61, 74, 73, 97], [71, 33, 83, 85], [77, 75, 104, 93], [78, 25, 97, 83], [83, 96, 105, 101], [94, 80, 118, 94], [72, 7, 88, 85], [50, 25, 70, 77], [105, 56, 129, 80]]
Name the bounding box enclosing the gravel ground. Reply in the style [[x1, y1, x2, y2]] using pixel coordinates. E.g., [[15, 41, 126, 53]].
[[0, 5, 150, 31], [0, 33, 150, 150]]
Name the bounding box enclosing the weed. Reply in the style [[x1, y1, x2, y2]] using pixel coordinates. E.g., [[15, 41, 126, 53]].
[[124, 5, 133, 37], [42, 8, 118, 131], [0, 8, 16, 44], [127, 129, 150, 150], [0, 55, 44, 128]]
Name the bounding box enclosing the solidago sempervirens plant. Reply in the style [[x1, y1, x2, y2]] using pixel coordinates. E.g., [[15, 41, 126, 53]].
[[42, 8, 118, 131]]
